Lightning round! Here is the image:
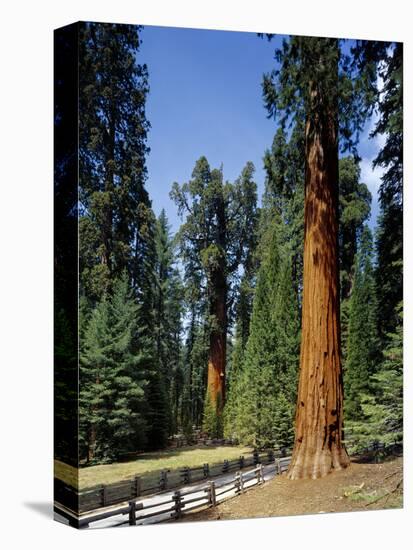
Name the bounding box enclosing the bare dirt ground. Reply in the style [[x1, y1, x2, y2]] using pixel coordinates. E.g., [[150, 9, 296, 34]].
[[180, 455, 403, 522]]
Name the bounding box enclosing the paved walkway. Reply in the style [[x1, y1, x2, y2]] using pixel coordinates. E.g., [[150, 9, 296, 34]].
[[63, 462, 279, 529]]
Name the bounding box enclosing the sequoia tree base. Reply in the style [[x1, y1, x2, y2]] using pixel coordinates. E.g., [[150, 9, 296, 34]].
[[287, 443, 350, 480]]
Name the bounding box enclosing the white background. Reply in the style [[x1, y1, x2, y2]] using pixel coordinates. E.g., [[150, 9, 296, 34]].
[[0, 0, 411, 548]]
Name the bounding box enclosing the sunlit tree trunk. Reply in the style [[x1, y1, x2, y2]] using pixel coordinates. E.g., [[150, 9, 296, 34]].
[[287, 81, 350, 479], [207, 275, 227, 414], [207, 187, 227, 418]]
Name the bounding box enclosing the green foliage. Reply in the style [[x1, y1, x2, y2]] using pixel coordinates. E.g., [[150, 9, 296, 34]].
[[224, 123, 302, 450], [72, 28, 403, 466], [154, 210, 185, 436], [345, 226, 378, 422], [353, 42, 403, 343], [225, 224, 299, 449], [78, 22, 151, 301], [79, 273, 150, 463], [339, 157, 372, 299], [171, 156, 258, 420], [262, 36, 372, 153], [347, 303, 403, 450], [203, 390, 223, 438], [171, 157, 258, 307], [338, 157, 372, 361]]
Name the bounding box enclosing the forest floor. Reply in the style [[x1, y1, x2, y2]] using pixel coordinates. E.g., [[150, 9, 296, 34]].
[[54, 445, 253, 489], [179, 455, 403, 522]]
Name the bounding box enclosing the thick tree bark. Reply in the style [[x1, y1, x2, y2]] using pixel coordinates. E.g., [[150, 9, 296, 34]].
[[207, 276, 227, 414], [206, 180, 227, 418], [287, 91, 350, 479]]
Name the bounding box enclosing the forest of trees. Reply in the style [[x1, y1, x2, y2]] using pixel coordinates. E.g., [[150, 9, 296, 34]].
[[55, 23, 402, 472]]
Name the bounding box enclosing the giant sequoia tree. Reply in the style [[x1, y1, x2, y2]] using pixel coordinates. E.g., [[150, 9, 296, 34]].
[[263, 36, 375, 479], [171, 158, 257, 431], [79, 22, 151, 301]]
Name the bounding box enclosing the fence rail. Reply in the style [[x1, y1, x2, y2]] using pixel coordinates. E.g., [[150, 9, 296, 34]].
[[125, 463, 268, 527], [55, 439, 402, 525], [55, 448, 278, 514]]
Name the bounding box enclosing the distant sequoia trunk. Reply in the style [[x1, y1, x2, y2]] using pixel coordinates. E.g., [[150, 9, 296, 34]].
[[206, 188, 227, 420], [207, 269, 227, 417], [287, 83, 350, 479]]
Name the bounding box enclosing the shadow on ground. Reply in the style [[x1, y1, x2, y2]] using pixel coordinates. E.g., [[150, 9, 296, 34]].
[[23, 502, 53, 519]]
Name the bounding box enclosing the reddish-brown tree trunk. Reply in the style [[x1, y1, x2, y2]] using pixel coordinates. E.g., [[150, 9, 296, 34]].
[[207, 281, 227, 414], [206, 181, 227, 418], [287, 93, 350, 479]]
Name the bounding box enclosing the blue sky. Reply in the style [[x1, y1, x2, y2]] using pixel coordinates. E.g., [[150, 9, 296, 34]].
[[138, 26, 383, 233]]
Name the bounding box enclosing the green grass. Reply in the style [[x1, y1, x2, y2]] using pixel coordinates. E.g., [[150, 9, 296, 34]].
[[55, 445, 253, 490]]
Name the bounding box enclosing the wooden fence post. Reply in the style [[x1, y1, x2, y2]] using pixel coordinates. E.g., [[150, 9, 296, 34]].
[[203, 463, 210, 478], [275, 459, 280, 476], [239, 455, 244, 469], [234, 472, 240, 495], [239, 471, 245, 493], [206, 483, 212, 506], [129, 500, 137, 526], [209, 481, 216, 507], [173, 490, 182, 519], [267, 450, 274, 463], [223, 459, 229, 473], [256, 463, 264, 484]]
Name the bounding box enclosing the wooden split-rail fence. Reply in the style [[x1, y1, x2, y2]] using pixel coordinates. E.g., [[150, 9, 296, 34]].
[[55, 448, 287, 515], [127, 462, 276, 526], [67, 459, 291, 528], [55, 439, 402, 528]]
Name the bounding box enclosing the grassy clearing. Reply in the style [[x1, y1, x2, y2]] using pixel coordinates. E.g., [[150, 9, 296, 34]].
[[55, 445, 253, 490]]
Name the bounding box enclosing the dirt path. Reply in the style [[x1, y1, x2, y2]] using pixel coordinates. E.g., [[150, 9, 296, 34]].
[[180, 456, 403, 522]]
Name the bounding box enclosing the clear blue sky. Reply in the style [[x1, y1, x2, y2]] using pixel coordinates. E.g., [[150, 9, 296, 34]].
[[138, 26, 383, 233]]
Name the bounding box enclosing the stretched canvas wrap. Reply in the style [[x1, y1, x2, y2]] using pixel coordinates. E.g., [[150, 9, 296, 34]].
[[54, 21, 403, 528]]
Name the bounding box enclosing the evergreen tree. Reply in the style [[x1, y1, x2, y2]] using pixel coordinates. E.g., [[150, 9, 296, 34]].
[[225, 123, 303, 447], [339, 157, 372, 300], [262, 35, 375, 478], [154, 210, 185, 436], [352, 42, 403, 344], [349, 303, 403, 449], [226, 224, 299, 449], [78, 22, 151, 301], [79, 274, 149, 463], [344, 226, 378, 423], [171, 158, 257, 429], [338, 156, 372, 360]]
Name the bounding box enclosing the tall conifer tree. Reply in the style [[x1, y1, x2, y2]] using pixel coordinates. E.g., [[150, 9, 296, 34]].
[[262, 36, 375, 478], [171, 158, 257, 433]]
